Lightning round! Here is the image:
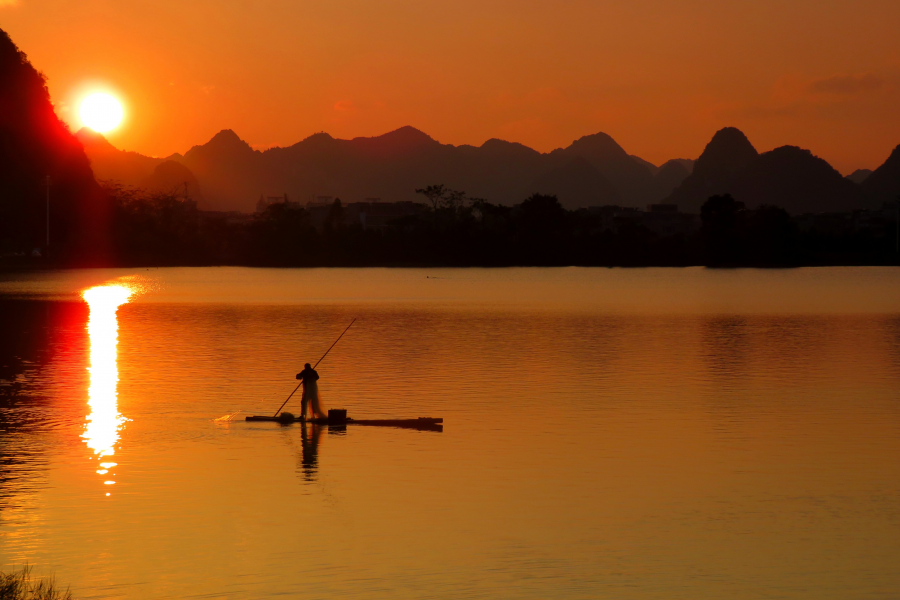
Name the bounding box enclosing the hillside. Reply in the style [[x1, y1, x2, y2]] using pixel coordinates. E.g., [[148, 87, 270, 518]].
[[666, 127, 759, 213], [0, 28, 106, 259], [731, 146, 866, 213], [76, 127, 164, 185], [862, 145, 900, 205], [666, 128, 872, 214]]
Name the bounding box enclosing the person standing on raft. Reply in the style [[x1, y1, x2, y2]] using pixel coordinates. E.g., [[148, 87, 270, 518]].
[[296, 363, 326, 420]]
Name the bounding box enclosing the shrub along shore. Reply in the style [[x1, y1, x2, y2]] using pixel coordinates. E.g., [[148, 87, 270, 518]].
[[0, 566, 73, 600]]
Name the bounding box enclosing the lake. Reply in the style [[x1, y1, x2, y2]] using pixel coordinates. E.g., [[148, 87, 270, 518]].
[[1, 267, 899, 599]]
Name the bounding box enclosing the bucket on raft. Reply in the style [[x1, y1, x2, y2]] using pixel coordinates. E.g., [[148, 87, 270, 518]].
[[274, 409, 346, 425], [328, 409, 347, 424]]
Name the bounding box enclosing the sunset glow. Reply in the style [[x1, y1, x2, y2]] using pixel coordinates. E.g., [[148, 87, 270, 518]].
[[3, 1, 893, 172], [82, 284, 132, 487], [1, 0, 899, 593], [79, 92, 124, 133]]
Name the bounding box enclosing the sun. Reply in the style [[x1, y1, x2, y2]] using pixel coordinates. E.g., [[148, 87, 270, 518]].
[[80, 92, 124, 133]]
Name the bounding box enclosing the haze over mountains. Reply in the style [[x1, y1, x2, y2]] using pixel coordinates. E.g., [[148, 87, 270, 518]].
[[79, 124, 900, 216]]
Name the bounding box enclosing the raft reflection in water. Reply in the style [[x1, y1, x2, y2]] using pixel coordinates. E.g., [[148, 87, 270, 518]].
[[81, 285, 132, 492]]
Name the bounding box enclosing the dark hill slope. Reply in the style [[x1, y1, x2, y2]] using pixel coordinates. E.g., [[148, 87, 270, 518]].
[[650, 160, 691, 202], [549, 132, 654, 203], [178, 129, 268, 210], [529, 156, 620, 208], [141, 160, 204, 203], [77, 128, 163, 185], [862, 145, 900, 205], [631, 154, 658, 175], [731, 146, 866, 214], [0, 28, 105, 259], [846, 169, 872, 184], [666, 127, 759, 212], [263, 128, 454, 210], [666, 128, 868, 214]]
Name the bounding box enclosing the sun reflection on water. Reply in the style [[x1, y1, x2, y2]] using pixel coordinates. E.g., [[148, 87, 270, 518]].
[[82, 285, 132, 490]]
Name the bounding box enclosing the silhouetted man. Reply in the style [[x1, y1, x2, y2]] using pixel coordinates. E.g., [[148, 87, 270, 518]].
[[295, 363, 321, 420]]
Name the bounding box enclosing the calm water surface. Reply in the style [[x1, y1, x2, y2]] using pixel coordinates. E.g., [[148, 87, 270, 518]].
[[1, 267, 899, 599]]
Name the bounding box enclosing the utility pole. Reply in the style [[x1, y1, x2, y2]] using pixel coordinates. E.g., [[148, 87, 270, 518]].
[[45, 175, 51, 259]]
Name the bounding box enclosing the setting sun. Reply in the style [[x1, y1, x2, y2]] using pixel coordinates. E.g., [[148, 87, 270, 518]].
[[79, 92, 124, 133]]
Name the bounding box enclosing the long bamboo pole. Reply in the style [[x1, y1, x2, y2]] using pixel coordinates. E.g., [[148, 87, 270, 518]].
[[273, 318, 356, 417]]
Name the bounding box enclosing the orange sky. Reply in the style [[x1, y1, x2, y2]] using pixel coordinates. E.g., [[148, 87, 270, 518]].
[[4, 0, 900, 173]]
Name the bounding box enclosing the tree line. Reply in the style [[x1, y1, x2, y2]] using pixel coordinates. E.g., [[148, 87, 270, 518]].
[[77, 183, 898, 268]]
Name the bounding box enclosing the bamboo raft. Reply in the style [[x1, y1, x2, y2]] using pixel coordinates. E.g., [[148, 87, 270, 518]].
[[246, 409, 443, 432]]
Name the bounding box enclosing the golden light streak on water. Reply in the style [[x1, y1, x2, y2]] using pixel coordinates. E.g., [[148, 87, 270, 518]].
[[81, 285, 132, 491]]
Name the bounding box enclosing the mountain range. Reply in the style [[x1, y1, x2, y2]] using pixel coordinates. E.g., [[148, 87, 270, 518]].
[[78, 125, 900, 216], [78, 126, 695, 213]]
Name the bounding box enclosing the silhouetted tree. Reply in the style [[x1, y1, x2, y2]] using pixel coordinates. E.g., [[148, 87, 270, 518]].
[[323, 198, 344, 232], [247, 201, 317, 265], [744, 205, 798, 266], [510, 194, 570, 264], [701, 194, 745, 266], [415, 184, 446, 213], [516, 193, 565, 234], [415, 184, 471, 227], [107, 184, 201, 265], [443, 188, 467, 212]]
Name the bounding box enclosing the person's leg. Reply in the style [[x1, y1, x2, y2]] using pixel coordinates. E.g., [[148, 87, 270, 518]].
[[300, 397, 308, 420]]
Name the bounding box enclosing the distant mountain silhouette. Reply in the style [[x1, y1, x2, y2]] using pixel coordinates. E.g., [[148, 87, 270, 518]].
[[862, 145, 900, 205], [82, 121, 889, 215], [77, 128, 164, 185], [78, 128, 206, 205], [670, 158, 695, 173], [141, 160, 204, 203], [348, 125, 439, 156], [631, 154, 658, 175], [665, 128, 870, 214], [650, 159, 691, 202], [549, 132, 654, 203], [667, 127, 759, 212], [152, 126, 665, 212], [0, 28, 105, 258], [178, 129, 265, 210], [846, 169, 872, 184], [530, 156, 620, 208], [730, 146, 866, 213]]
